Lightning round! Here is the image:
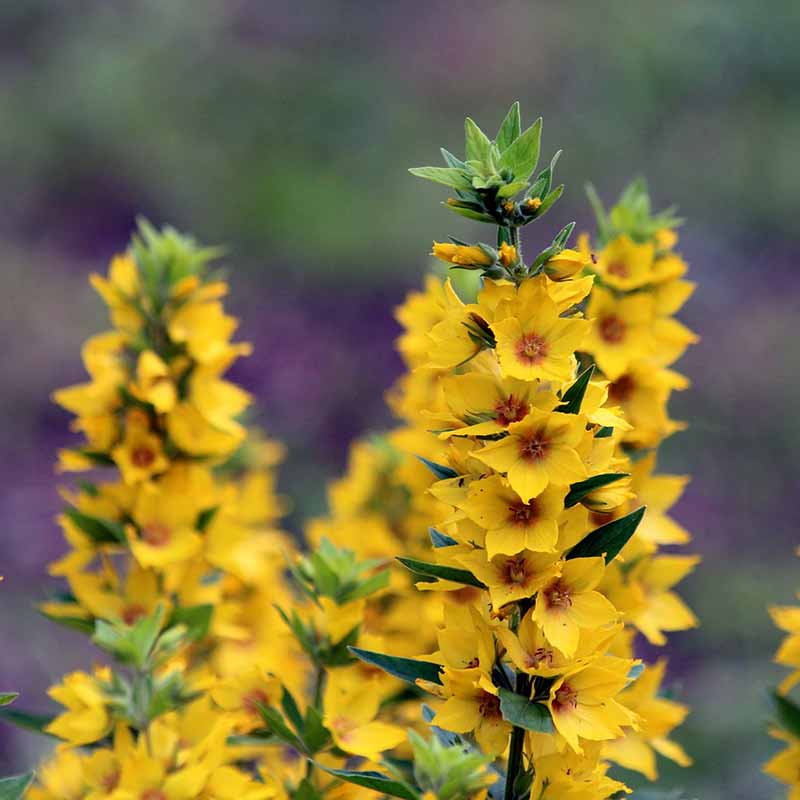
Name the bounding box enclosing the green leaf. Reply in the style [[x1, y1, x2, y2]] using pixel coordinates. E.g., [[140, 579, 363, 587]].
[[564, 473, 629, 508], [396, 557, 486, 589], [409, 167, 472, 191], [595, 426, 614, 438], [0, 707, 56, 736], [496, 181, 528, 199], [445, 204, 495, 224], [349, 647, 443, 686], [0, 694, 18, 707], [294, 779, 323, 800], [498, 688, 554, 733], [495, 102, 521, 152], [281, 687, 304, 733], [0, 773, 35, 800], [339, 568, 390, 603], [532, 184, 564, 219], [39, 609, 95, 635], [303, 705, 331, 753], [319, 767, 419, 800], [558, 365, 595, 414], [195, 506, 218, 532], [257, 703, 305, 752], [773, 692, 800, 737], [465, 118, 492, 163], [440, 148, 466, 169], [499, 118, 542, 180], [567, 506, 646, 564], [416, 456, 458, 480], [168, 604, 213, 642], [64, 506, 127, 544]]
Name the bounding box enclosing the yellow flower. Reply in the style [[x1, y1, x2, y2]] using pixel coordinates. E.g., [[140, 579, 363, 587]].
[[764, 728, 800, 797], [491, 277, 590, 383], [770, 605, 800, 694], [168, 298, 239, 365], [472, 409, 587, 503], [544, 248, 589, 281], [211, 666, 282, 733], [546, 656, 638, 753], [26, 747, 86, 800], [584, 287, 654, 380], [131, 350, 177, 413], [111, 411, 170, 484], [89, 253, 143, 333], [432, 669, 511, 756], [458, 550, 561, 608], [432, 242, 493, 268], [128, 481, 202, 569], [594, 234, 655, 290], [533, 557, 619, 657], [323, 668, 406, 760], [45, 669, 111, 745], [603, 659, 691, 780], [461, 475, 566, 556]]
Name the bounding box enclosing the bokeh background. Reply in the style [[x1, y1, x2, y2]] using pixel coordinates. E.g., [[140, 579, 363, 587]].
[[1, 1, 799, 797]]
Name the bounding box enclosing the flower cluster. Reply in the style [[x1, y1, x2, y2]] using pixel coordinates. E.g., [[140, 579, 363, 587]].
[[340, 105, 699, 799]]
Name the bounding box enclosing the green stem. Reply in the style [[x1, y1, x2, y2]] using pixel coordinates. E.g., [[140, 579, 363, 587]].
[[305, 664, 326, 779], [504, 723, 526, 800]]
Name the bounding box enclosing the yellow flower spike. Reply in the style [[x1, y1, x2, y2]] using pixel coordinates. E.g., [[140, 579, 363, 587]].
[[532, 557, 619, 657], [111, 414, 170, 485], [461, 476, 566, 557], [472, 409, 587, 503]]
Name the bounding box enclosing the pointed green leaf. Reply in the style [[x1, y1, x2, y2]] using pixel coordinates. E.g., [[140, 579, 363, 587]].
[[64, 506, 127, 544], [498, 688, 554, 733], [339, 568, 390, 603], [532, 184, 564, 220], [257, 703, 305, 752], [558, 365, 595, 414], [168, 604, 213, 642], [409, 167, 472, 191], [0, 707, 56, 736], [440, 148, 466, 169], [295, 779, 323, 800], [595, 426, 614, 439], [564, 473, 629, 508], [319, 766, 419, 800], [0, 694, 17, 707], [303, 705, 331, 753], [39, 609, 95, 635], [496, 102, 521, 152], [444, 204, 496, 223], [349, 647, 443, 686], [396, 557, 486, 589], [281, 687, 304, 734], [773, 692, 800, 737], [567, 506, 646, 564], [415, 456, 458, 480], [0, 773, 35, 800], [496, 181, 528, 199], [465, 118, 492, 163], [499, 118, 542, 180]]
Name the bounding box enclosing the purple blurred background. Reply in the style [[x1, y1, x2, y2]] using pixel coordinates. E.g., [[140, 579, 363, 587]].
[[2, 2, 799, 797]]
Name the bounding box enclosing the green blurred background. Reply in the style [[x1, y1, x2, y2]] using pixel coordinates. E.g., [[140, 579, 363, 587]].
[[1, 2, 799, 797]]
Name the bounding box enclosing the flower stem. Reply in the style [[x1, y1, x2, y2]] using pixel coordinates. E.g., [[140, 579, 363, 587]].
[[504, 723, 526, 800]]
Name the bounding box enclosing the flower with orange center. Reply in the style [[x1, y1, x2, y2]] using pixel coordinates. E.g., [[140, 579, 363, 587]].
[[472, 408, 588, 503], [458, 550, 561, 609], [461, 475, 567, 557], [532, 556, 619, 657], [322, 668, 406, 760], [491, 276, 590, 383], [211, 666, 282, 733], [128, 481, 202, 569], [594, 234, 655, 291], [583, 287, 654, 380], [111, 411, 170, 485], [546, 656, 639, 753], [432, 668, 511, 756]]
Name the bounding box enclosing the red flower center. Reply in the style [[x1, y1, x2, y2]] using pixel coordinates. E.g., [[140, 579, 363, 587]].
[[544, 580, 573, 609], [515, 333, 550, 366], [518, 432, 549, 461], [508, 499, 540, 527], [243, 689, 271, 716], [608, 373, 635, 402], [122, 603, 147, 625], [553, 683, 578, 712], [131, 446, 156, 468], [501, 555, 530, 586], [141, 522, 170, 547], [494, 394, 529, 426], [599, 315, 626, 344], [606, 260, 629, 278], [141, 791, 167, 800], [525, 647, 554, 670], [478, 691, 502, 719]]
